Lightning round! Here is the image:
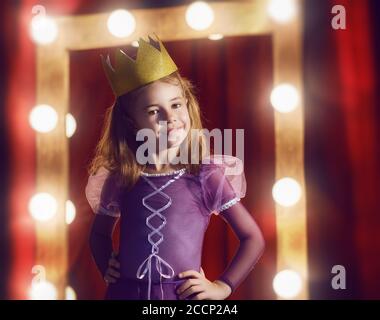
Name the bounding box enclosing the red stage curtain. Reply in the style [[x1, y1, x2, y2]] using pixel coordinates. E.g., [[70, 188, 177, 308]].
[[304, 0, 380, 299]]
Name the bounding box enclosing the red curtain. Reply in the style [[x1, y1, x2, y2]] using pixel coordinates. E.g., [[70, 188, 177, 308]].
[[304, 0, 380, 299], [333, 0, 380, 298]]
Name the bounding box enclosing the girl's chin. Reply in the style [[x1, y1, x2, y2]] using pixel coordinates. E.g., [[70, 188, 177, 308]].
[[167, 138, 186, 148]]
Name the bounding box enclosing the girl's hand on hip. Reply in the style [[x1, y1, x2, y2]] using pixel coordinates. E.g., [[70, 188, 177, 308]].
[[176, 268, 232, 300], [104, 251, 120, 285]]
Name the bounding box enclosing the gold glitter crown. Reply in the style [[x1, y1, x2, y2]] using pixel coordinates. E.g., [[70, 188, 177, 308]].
[[101, 33, 178, 97]]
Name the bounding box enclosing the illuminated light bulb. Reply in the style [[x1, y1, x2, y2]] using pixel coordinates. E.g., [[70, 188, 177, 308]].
[[65, 113, 77, 138], [267, 0, 297, 24], [29, 104, 58, 133], [272, 177, 301, 207], [29, 281, 58, 300], [186, 1, 214, 31], [29, 192, 57, 221], [107, 9, 136, 38], [273, 269, 302, 299], [270, 84, 299, 113], [65, 200, 76, 225], [208, 33, 224, 41], [65, 286, 77, 300], [30, 15, 58, 45]]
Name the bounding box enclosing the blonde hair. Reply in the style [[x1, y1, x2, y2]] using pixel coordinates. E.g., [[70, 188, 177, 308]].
[[88, 71, 207, 189]]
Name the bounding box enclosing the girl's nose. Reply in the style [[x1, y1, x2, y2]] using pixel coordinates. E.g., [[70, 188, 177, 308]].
[[160, 108, 177, 123]]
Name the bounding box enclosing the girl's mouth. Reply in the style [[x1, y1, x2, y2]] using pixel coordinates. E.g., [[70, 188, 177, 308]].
[[168, 126, 185, 141], [168, 126, 183, 133]]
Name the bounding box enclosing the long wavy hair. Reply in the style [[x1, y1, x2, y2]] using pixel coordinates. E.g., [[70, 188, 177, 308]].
[[87, 71, 207, 190]]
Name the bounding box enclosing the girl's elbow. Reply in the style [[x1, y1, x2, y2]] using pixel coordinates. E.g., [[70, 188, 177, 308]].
[[259, 235, 265, 254], [243, 229, 265, 254], [252, 229, 266, 254]]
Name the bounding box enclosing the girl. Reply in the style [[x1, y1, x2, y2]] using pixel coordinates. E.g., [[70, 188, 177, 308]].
[[85, 34, 265, 300]]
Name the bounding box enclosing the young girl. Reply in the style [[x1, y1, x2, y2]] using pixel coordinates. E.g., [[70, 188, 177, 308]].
[[85, 34, 265, 300]]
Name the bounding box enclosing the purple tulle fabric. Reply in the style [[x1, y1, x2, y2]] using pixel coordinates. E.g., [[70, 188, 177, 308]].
[[85, 155, 265, 300]]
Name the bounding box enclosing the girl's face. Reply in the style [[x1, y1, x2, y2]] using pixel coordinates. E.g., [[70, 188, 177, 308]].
[[127, 80, 191, 148]]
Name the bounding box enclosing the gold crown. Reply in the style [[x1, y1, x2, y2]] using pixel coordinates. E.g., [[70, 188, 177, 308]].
[[101, 33, 178, 97]]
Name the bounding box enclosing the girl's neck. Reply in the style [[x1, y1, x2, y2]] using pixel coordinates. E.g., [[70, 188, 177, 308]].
[[144, 147, 184, 173]]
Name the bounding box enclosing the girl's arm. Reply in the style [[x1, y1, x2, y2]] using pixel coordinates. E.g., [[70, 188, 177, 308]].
[[216, 201, 265, 294], [89, 214, 119, 278]]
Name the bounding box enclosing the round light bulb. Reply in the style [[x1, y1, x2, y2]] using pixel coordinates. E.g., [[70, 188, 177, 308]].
[[107, 9, 136, 38], [30, 15, 58, 45], [65, 113, 77, 138], [29, 281, 58, 300], [29, 104, 58, 133], [65, 286, 77, 300], [272, 177, 302, 207], [273, 269, 302, 299], [29, 192, 57, 221], [270, 84, 299, 113], [208, 33, 224, 41], [267, 0, 297, 24], [186, 1, 214, 31], [65, 200, 76, 225]]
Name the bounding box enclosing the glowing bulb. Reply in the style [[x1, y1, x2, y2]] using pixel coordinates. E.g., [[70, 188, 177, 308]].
[[270, 84, 299, 113], [65, 286, 77, 300], [208, 34, 223, 41], [30, 15, 58, 45], [267, 0, 297, 24], [65, 200, 76, 225], [272, 177, 301, 207], [29, 104, 58, 133], [107, 9, 136, 38], [273, 269, 302, 298], [29, 193, 57, 221], [65, 113, 77, 138], [186, 1, 214, 31], [29, 281, 57, 300]]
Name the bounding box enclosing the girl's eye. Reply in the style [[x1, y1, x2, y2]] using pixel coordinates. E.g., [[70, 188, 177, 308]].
[[148, 109, 159, 116], [172, 103, 182, 109]]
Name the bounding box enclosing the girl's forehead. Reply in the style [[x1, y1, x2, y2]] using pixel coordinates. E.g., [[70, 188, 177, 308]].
[[136, 81, 184, 105]]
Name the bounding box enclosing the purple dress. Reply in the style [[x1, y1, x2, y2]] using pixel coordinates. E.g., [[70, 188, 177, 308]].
[[85, 155, 265, 300]]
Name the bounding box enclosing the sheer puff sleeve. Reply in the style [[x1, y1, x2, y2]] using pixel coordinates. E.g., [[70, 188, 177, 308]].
[[85, 166, 121, 218], [200, 155, 246, 216]]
